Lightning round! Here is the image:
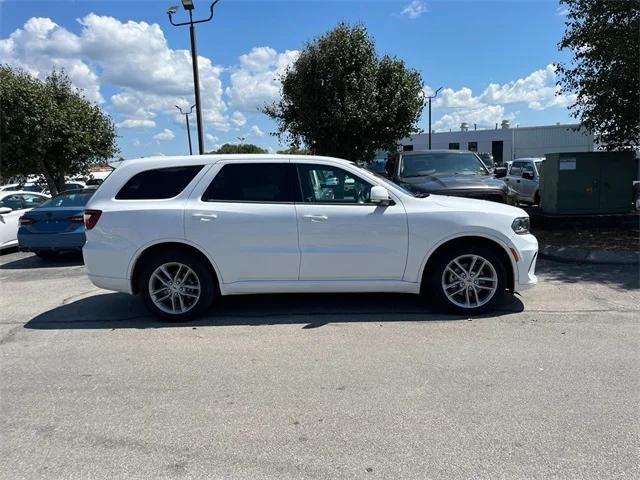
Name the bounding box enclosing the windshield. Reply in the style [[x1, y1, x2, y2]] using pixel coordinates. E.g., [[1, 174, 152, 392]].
[[400, 153, 489, 178], [39, 191, 94, 208]]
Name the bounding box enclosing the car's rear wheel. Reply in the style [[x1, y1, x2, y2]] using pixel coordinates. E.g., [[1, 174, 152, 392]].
[[425, 246, 506, 315], [139, 250, 215, 321]]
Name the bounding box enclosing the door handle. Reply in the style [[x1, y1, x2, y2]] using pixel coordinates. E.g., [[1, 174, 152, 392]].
[[303, 214, 328, 222], [192, 212, 218, 222]]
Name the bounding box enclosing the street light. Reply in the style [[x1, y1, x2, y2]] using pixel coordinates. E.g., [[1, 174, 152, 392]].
[[167, 0, 221, 155], [176, 104, 196, 155], [426, 87, 442, 150]]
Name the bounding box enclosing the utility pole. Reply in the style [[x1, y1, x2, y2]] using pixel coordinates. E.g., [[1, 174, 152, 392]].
[[167, 0, 221, 155], [176, 105, 196, 155], [426, 87, 442, 150]]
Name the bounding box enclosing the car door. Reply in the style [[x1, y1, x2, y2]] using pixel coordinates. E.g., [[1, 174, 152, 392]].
[[519, 162, 538, 202], [0, 194, 27, 247], [504, 161, 525, 199], [295, 162, 408, 280], [185, 161, 302, 284]]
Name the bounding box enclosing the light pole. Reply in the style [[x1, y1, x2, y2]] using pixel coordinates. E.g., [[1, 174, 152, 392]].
[[176, 104, 196, 155], [426, 87, 442, 150], [167, 0, 221, 155]]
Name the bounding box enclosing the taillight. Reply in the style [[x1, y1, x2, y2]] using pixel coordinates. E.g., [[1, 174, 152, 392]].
[[19, 216, 34, 226], [83, 210, 102, 230], [69, 215, 84, 224]]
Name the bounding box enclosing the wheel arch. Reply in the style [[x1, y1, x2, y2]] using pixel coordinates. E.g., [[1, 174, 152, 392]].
[[419, 235, 515, 292], [129, 240, 222, 295]]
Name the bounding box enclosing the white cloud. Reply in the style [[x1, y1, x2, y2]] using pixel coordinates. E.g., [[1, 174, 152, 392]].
[[231, 111, 247, 127], [0, 15, 228, 131], [116, 119, 156, 129], [401, 0, 427, 19], [153, 128, 175, 141], [556, 6, 569, 16], [428, 65, 576, 130], [0, 17, 102, 103], [249, 125, 264, 137], [434, 106, 512, 132], [226, 46, 300, 112], [478, 64, 574, 110], [206, 133, 219, 142]]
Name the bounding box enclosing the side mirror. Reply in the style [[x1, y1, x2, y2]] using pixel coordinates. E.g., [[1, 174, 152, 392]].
[[370, 185, 391, 204], [0, 207, 12, 215], [494, 166, 507, 178], [522, 171, 534, 180]]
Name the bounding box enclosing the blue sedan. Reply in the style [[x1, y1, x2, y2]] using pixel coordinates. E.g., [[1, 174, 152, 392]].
[[18, 189, 96, 259]]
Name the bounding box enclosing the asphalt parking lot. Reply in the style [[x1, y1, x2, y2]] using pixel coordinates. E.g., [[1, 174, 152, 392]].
[[1, 250, 638, 480]]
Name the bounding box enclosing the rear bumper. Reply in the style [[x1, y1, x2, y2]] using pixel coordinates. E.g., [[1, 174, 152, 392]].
[[18, 231, 86, 251]]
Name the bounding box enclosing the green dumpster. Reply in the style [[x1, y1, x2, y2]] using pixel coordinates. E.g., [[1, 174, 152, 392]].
[[540, 151, 636, 214]]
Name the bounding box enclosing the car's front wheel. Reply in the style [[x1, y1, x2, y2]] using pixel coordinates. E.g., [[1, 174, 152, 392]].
[[139, 250, 215, 321], [425, 246, 506, 315]]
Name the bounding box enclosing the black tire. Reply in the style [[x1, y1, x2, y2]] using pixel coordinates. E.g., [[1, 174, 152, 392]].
[[139, 250, 216, 321], [35, 251, 57, 260], [424, 245, 507, 315]]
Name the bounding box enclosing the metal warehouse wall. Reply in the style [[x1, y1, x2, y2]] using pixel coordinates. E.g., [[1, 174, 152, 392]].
[[513, 125, 594, 158], [400, 123, 594, 161]]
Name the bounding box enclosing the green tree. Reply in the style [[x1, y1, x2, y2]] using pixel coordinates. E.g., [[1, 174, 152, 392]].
[[263, 23, 424, 163], [276, 147, 311, 155], [0, 66, 118, 195], [212, 143, 268, 154], [556, 0, 640, 149]]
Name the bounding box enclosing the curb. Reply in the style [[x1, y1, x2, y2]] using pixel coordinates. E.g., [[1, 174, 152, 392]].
[[539, 245, 640, 266]]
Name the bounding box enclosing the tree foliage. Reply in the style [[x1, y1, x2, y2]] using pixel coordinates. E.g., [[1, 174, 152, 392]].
[[276, 147, 311, 155], [211, 143, 268, 154], [0, 66, 118, 194], [263, 23, 424, 163], [556, 0, 640, 149]]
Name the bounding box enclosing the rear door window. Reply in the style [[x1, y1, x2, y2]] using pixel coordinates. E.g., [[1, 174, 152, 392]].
[[116, 166, 204, 200], [202, 163, 300, 203]]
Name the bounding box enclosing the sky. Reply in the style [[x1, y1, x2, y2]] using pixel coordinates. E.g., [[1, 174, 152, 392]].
[[0, 0, 575, 159]]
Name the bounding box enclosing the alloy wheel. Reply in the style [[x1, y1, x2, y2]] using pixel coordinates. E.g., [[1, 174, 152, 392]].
[[441, 254, 498, 309], [148, 262, 201, 315]]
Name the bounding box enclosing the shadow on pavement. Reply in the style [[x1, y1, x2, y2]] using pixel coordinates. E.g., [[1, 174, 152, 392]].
[[24, 291, 524, 330], [0, 252, 84, 270], [538, 259, 639, 290]]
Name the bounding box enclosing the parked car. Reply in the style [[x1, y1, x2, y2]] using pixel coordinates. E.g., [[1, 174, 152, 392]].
[[503, 158, 545, 205], [0, 191, 50, 250], [383, 150, 518, 204], [18, 189, 96, 258], [83, 155, 538, 321], [0, 182, 47, 193]]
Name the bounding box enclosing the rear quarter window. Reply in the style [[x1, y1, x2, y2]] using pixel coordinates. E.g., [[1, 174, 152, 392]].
[[116, 166, 204, 200]]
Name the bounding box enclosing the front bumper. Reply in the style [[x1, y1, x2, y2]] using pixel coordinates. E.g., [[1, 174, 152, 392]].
[[511, 233, 538, 291]]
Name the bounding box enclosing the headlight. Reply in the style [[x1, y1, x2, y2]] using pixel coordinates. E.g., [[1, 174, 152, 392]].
[[511, 217, 530, 235]]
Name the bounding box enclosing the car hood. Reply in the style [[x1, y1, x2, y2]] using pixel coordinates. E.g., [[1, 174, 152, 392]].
[[398, 174, 507, 193], [425, 193, 526, 218]]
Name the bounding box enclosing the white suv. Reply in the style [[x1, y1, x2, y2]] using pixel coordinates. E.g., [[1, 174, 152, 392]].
[[84, 155, 538, 320]]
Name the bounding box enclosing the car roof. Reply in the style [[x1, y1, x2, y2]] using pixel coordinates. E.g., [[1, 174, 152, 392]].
[[119, 154, 356, 168], [0, 190, 48, 196], [400, 149, 476, 155]]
